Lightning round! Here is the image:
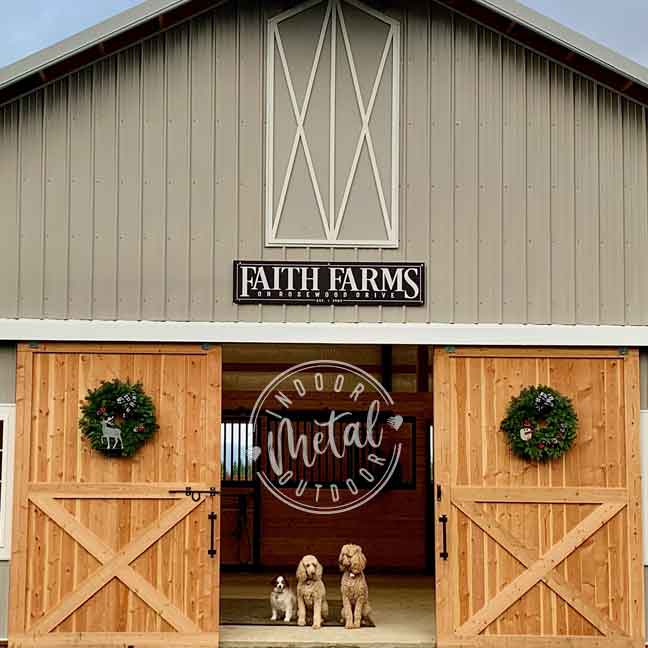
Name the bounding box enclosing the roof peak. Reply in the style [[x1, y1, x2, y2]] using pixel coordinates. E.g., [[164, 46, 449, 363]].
[[1, 0, 648, 106]]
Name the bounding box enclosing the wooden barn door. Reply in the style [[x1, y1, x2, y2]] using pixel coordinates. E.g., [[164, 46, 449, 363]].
[[434, 347, 644, 648], [9, 343, 221, 647]]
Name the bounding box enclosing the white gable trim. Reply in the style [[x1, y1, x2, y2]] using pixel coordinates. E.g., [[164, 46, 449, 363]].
[[1, 319, 648, 346]]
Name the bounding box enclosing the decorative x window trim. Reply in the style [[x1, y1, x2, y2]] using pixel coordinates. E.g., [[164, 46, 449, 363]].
[[272, 3, 332, 240], [453, 499, 628, 638], [334, 6, 394, 240], [27, 492, 202, 635], [266, 0, 400, 247]]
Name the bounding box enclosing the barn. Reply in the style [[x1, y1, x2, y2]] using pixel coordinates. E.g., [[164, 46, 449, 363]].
[[0, 0, 648, 646]]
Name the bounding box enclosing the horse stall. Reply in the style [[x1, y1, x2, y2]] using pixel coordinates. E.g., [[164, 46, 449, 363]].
[[218, 344, 436, 647]]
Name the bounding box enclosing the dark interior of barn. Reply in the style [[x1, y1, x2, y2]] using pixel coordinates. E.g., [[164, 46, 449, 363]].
[[218, 344, 435, 646]]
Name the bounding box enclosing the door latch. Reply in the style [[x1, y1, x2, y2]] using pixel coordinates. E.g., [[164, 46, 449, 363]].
[[168, 486, 220, 502]]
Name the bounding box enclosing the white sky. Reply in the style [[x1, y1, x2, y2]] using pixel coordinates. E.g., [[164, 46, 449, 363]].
[[0, 0, 647, 70]]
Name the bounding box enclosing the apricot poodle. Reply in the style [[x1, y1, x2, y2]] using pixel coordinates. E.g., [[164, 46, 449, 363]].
[[339, 543, 373, 629], [296, 554, 329, 629]]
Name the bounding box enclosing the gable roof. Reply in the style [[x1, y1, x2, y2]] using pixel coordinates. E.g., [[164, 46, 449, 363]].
[[1, 0, 648, 106], [0, 0, 188, 89], [478, 0, 648, 88]]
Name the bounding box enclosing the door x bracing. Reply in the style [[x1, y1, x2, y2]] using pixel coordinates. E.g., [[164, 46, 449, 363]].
[[453, 498, 628, 638], [26, 490, 204, 636]]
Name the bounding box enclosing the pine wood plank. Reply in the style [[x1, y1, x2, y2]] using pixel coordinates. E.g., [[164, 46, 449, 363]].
[[623, 351, 644, 639], [456, 357, 470, 624], [206, 347, 221, 630], [469, 359, 486, 618], [28, 483, 210, 498], [9, 349, 32, 634], [453, 487, 628, 504], [59, 355, 79, 632], [433, 348, 452, 642], [437, 637, 640, 648], [21, 343, 210, 355], [11, 632, 221, 646], [446, 348, 624, 359]]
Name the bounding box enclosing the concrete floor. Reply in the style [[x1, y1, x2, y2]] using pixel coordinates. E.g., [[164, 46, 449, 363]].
[[219, 572, 436, 647]]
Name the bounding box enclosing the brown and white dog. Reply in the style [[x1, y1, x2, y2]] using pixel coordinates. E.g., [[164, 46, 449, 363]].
[[339, 544, 373, 629], [296, 555, 329, 629], [270, 575, 296, 622]]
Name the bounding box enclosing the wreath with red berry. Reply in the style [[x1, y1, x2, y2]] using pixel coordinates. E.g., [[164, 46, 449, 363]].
[[500, 385, 578, 462], [79, 379, 158, 457]]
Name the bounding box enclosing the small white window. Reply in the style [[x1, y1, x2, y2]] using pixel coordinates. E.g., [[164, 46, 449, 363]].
[[0, 405, 15, 561]]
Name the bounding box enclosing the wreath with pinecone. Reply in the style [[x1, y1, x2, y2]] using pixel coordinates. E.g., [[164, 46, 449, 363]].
[[501, 385, 578, 462], [79, 379, 158, 457]]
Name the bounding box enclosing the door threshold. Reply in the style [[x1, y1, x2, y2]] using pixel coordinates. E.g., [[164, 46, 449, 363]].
[[220, 642, 435, 648]]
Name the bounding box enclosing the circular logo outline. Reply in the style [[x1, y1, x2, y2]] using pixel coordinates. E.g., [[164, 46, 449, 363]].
[[248, 360, 402, 515]]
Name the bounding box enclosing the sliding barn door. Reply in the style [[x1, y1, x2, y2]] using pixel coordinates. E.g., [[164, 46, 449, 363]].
[[9, 343, 221, 647], [434, 347, 644, 648]]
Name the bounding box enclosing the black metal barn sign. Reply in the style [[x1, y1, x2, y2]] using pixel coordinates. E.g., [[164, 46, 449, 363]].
[[233, 261, 425, 306]]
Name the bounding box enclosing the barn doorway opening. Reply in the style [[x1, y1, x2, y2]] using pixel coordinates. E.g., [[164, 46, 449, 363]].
[[218, 343, 435, 647]]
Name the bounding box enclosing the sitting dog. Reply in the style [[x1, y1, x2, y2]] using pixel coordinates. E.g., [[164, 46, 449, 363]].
[[296, 554, 329, 629], [339, 544, 373, 629], [270, 575, 296, 622]]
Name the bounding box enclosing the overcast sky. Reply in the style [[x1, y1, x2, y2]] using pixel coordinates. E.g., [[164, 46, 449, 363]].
[[0, 0, 647, 70]]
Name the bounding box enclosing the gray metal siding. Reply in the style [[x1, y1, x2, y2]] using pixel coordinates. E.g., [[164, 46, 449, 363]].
[[0, 346, 13, 639], [0, 561, 8, 639], [1, 0, 648, 325], [0, 346, 15, 404]]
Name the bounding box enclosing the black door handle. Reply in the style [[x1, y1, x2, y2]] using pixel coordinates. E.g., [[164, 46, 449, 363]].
[[208, 511, 218, 558], [439, 514, 448, 560]]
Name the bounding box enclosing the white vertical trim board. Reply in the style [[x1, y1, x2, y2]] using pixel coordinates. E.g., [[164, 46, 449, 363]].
[[0, 405, 15, 562]]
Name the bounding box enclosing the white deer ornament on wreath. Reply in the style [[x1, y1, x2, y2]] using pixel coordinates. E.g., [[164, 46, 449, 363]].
[[101, 416, 124, 450]]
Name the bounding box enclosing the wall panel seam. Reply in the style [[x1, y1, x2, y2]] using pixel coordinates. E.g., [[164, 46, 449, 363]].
[[65, 77, 72, 319], [187, 23, 194, 321], [115, 56, 121, 320], [90, 65, 96, 320], [40, 90, 46, 319], [138, 43, 145, 321], [450, 10, 456, 324], [163, 32, 169, 322], [15, 103, 22, 319], [523, 46, 528, 324], [234, 3, 241, 323]]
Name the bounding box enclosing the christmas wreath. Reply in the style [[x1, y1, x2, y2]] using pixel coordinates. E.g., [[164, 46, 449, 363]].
[[500, 385, 578, 462], [79, 379, 158, 457]]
